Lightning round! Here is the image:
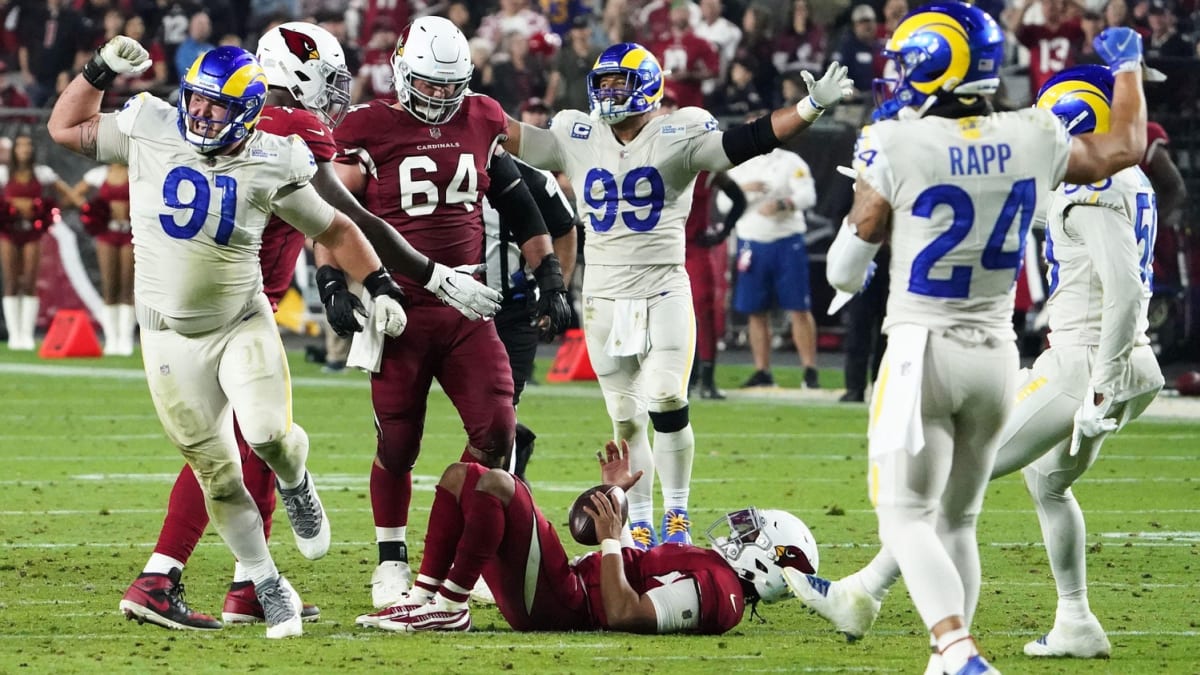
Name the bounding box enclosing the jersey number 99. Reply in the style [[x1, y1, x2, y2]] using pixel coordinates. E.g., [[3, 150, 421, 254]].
[[583, 167, 665, 233]]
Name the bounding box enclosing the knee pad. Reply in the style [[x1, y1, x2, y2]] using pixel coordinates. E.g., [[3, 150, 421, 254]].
[[648, 406, 690, 434], [604, 391, 642, 423], [645, 370, 687, 409], [193, 455, 244, 502], [249, 424, 308, 468]]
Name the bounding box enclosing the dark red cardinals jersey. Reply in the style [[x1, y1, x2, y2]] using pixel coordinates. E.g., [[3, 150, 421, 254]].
[[650, 32, 720, 110], [1016, 19, 1084, 96], [256, 106, 336, 309], [1140, 121, 1169, 173], [336, 94, 508, 301], [358, 47, 396, 102], [685, 171, 716, 244], [575, 545, 746, 635]]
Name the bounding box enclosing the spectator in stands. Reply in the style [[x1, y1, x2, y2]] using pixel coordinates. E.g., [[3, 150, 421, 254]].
[[107, 14, 168, 108], [519, 97, 552, 128], [638, 0, 700, 43], [650, 0, 720, 109], [545, 14, 601, 112], [249, 0, 299, 34], [875, 0, 908, 76], [173, 10, 213, 82], [491, 29, 549, 115], [1104, 0, 1150, 36], [351, 15, 397, 103], [446, 1, 474, 35], [0, 131, 80, 351], [468, 36, 498, 98], [539, 0, 593, 37], [736, 3, 780, 108], [17, 0, 90, 107], [695, 0, 742, 82], [1146, 0, 1193, 56], [154, 2, 197, 82], [1075, 9, 1108, 63], [726, 118, 821, 389], [771, 0, 827, 77], [714, 56, 765, 115], [1015, 0, 1085, 99], [314, 10, 360, 73], [828, 4, 880, 98], [478, 0, 551, 46], [356, 0, 410, 50]]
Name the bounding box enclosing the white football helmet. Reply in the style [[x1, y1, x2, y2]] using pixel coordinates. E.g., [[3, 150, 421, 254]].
[[256, 22, 352, 128], [391, 16, 473, 125], [706, 507, 819, 604]]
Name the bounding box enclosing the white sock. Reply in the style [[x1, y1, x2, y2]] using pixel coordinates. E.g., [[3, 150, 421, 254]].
[[143, 553, 186, 576], [1057, 593, 1092, 624], [376, 526, 407, 544], [653, 423, 694, 513], [851, 550, 901, 602], [2, 297, 20, 347], [617, 412, 654, 525], [936, 627, 978, 674], [117, 303, 136, 354], [232, 561, 251, 584], [436, 591, 468, 611], [19, 295, 38, 347], [101, 304, 118, 352]]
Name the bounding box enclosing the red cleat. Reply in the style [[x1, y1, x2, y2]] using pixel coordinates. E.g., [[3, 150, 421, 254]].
[[222, 581, 320, 624], [118, 568, 222, 631]]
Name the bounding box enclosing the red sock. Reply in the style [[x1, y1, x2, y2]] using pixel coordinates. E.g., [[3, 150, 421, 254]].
[[371, 462, 411, 527], [443, 489, 505, 602], [416, 486, 466, 588], [154, 466, 209, 564], [235, 419, 276, 539]]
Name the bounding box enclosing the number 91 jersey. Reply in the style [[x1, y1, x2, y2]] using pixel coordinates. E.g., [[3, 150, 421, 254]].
[[854, 108, 1072, 339], [95, 93, 327, 331], [521, 107, 727, 297]]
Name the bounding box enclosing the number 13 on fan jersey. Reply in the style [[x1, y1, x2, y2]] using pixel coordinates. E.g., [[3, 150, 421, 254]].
[[582, 166, 665, 232]]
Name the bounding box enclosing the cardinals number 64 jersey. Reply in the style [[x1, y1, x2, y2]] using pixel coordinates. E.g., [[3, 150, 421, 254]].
[[518, 107, 732, 298]]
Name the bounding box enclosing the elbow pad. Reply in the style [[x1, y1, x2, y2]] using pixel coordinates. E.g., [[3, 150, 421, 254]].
[[721, 114, 783, 166], [826, 223, 882, 293]]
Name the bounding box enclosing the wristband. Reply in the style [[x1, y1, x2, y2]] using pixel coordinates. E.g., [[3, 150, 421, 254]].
[[82, 52, 118, 91], [362, 267, 396, 297], [600, 538, 622, 557], [796, 96, 824, 123]]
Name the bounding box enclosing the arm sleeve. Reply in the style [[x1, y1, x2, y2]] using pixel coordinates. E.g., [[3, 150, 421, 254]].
[[1067, 205, 1144, 396], [490, 152, 550, 245], [644, 579, 702, 634], [517, 119, 566, 172], [271, 183, 336, 238]]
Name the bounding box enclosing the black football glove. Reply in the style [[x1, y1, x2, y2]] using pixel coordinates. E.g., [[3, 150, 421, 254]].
[[532, 253, 571, 342], [316, 265, 366, 338]]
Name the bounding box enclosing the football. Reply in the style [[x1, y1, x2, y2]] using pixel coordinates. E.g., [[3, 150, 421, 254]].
[[568, 484, 628, 546], [1176, 371, 1200, 396]]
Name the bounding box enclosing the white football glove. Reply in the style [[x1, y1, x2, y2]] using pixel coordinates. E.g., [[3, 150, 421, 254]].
[[373, 295, 408, 337], [801, 61, 854, 110], [425, 263, 502, 321], [1068, 386, 1118, 456], [99, 36, 152, 76]]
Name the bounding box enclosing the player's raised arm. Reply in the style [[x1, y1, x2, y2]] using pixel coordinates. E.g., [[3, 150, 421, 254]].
[[48, 36, 150, 158], [582, 489, 658, 633], [1063, 28, 1148, 184]]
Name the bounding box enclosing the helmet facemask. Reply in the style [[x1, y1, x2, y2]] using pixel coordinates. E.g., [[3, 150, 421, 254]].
[[706, 507, 818, 605], [396, 62, 472, 125], [589, 69, 656, 124], [178, 86, 263, 154]]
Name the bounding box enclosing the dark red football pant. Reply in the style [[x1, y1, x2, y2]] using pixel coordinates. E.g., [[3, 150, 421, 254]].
[[687, 245, 720, 361]]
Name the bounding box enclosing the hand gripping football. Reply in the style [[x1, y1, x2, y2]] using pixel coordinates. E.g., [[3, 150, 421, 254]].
[[568, 484, 628, 546]]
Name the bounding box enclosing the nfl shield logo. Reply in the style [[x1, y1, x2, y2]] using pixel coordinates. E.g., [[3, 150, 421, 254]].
[[430, 127, 442, 139]]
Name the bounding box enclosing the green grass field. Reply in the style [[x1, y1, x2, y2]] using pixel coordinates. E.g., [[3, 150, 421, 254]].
[[1, 348, 1198, 674]]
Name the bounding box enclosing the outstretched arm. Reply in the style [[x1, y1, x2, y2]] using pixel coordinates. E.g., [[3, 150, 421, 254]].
[[1064, 29, 1148, 184]]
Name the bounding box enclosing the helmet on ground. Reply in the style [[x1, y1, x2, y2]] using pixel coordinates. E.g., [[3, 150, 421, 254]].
[[178, 46, 269, 153], [872, 1, 1005, 121], [1035, 64, 1114, 136], [256, 22, 352, 128], [392, 16, 473, 125], [706, 507, 819, 603], [587, 42, 664, 124]]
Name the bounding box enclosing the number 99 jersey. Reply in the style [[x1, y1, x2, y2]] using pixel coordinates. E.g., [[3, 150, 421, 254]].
[[518, 106, 730, 298], [853, 108, 1072, 340], [95, 93, 330, 332]]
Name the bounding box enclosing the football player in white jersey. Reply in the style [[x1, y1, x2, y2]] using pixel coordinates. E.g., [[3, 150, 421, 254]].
[[47, 38, 416, 638], [793, 64, 1165, 667], [820, 3, 1151, 672], [503, 44, 853, 548]]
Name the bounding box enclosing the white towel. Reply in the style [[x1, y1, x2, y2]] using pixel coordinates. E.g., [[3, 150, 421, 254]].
[[603, 298, 650, 358], [868, 324, 928, 458], [346, 288, 385, 373]]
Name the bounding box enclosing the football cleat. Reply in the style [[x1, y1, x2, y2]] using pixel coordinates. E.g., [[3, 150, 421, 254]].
[[254, 575, 303, 639], [278, 471, 330, 560], [1023, 614, 1112, 658], [371, 560, 413, 608], [119, 568, 222, 631], [222, 581, 320, 624], [922, 650, 943, 675], [953, 655, 1001, 675], [660, 509, 692, 545], [356, 595, 427, 628], [629, 520, 658, 551], [470, 577, 496, 605], [378, 601, 471, 633], [786, 572, 880, 641]]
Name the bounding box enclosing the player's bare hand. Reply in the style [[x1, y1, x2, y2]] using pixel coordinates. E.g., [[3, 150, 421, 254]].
[[426, 262, 502, 320], [99, 36, 152, 76], [582, 490, 625, 542], [597, 439, 644, 492]]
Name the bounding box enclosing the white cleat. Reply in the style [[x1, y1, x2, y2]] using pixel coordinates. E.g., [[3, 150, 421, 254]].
[[784, 570, 881, 641], [278, 471, 330, 560], [356, 595, 426, 628], [1023, 614, 1112, 658], [469, 577, 496, 605], [256, 575, 303, 639], [371, 560, 412, 609], [923, 651, 943, 675]]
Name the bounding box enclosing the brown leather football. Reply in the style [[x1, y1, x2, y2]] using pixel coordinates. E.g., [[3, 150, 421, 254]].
[[568, 484, 628, 546]]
